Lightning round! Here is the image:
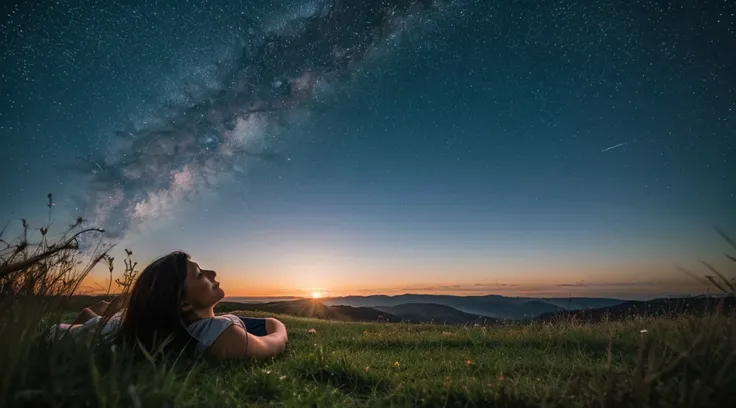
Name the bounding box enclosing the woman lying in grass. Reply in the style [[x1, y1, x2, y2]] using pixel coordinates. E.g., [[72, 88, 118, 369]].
[[54, 251, 288, 361]]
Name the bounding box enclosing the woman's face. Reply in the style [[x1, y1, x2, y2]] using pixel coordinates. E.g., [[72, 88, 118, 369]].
[[183, 259, 225, 310]]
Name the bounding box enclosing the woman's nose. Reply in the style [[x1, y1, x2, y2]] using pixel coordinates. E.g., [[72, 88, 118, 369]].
[[204, 269, 217, 280]]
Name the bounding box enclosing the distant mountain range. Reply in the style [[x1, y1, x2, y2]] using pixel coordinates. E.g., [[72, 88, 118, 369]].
[[374, 303, 497, 324], [320, 294, 626, 320], [216, 299, 494, 325], [216, 299, 402, 323], [218, 293, 629, 323], [213, 294, 736, 324]]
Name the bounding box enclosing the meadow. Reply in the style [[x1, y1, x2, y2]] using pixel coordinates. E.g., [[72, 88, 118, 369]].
[[1, 203, 735, 407], [1, 307, 734, 407]]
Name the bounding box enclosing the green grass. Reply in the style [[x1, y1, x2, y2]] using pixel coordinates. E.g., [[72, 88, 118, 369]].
[[4, 198, 734, 407], [5, 309, 735, 407]]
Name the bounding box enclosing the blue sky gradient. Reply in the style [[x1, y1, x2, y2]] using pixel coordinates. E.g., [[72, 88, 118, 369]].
[[1, 0, 734, 298]]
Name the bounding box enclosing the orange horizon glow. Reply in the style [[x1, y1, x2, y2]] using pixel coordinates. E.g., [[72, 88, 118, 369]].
[[78, 270, 710, 300], [74, 251, 720, 300]]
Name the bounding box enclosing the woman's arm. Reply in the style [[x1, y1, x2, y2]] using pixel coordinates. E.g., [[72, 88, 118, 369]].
[[70, 305, 101, 325], [70, 308, 96, 325], [209, 321, 288, 360], [70, 299, 115, 325], [88, 300, 110, 315], [265, 318, 289, 343]]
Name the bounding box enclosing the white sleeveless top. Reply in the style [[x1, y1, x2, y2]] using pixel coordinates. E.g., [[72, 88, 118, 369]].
[[187, 314, 246, 354], [49, 312, 246, 355]]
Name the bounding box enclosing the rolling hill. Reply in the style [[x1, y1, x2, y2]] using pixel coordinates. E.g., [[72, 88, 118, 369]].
[[215, 299, 401, 323], [217, 294, 634, 323], [374, 303, 498, 324], [215, 299, 501, 325], [320, 294, 626, 320]]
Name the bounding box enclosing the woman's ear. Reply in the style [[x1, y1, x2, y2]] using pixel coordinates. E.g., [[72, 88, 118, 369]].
[[181, 301, 194, 312]]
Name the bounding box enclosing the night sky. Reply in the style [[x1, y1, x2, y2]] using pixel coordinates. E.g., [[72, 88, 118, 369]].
[[1, 0, 734, 299]]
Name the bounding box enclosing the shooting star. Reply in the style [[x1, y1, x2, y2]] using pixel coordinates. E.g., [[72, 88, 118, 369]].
[[601, 143, 625, 153], [92, 160, 104, 173]]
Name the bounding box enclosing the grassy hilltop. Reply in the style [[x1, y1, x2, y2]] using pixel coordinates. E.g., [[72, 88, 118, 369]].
[[3, 309, 735, 407], [2, 205, 735, 407]]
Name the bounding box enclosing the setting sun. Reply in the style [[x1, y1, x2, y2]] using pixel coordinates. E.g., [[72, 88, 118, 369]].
[[311, 291, 322, 299]]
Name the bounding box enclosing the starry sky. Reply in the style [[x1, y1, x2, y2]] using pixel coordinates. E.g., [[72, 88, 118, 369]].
[[1, 0, 734, 300]]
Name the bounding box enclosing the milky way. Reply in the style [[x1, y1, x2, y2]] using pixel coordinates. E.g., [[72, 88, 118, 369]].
[[74, 0, 453, 241]]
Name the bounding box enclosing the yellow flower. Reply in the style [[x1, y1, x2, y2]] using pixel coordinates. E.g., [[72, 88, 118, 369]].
[[393, 361, 400, 368]]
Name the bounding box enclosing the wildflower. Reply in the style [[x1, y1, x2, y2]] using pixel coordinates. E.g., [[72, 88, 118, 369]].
[[393, 361, 400, 368], [279, 375, 287, 380], [263, 369, 271, 374], [308, 328, 317, 334], [466, 359, 473, 365], [640, 329, 648, 333], [499, 375, 505, 381], [365, 366, 370, 372]]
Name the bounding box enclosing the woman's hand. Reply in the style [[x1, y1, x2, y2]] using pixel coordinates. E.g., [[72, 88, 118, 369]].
[[87, 300, 110, 315], [71, 298, 114, 326], [71, 302, 105, 325]]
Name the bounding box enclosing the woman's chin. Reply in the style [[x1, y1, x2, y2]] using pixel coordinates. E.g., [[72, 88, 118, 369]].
[[215, 287, 226, 299]]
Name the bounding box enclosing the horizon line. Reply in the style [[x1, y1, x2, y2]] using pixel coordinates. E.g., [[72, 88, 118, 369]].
[[222, 291, 709, 302]]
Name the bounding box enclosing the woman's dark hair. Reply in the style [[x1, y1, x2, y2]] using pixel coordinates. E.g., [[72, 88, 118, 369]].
[[114, 251, 198, 357]]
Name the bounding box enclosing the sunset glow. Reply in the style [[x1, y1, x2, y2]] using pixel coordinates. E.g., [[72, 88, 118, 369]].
[[312, 291, 322, 299]]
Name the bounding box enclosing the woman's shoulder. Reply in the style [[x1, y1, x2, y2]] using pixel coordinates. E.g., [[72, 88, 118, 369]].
[[188, 314, 244, 331], [187, 314, 244, 351]]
